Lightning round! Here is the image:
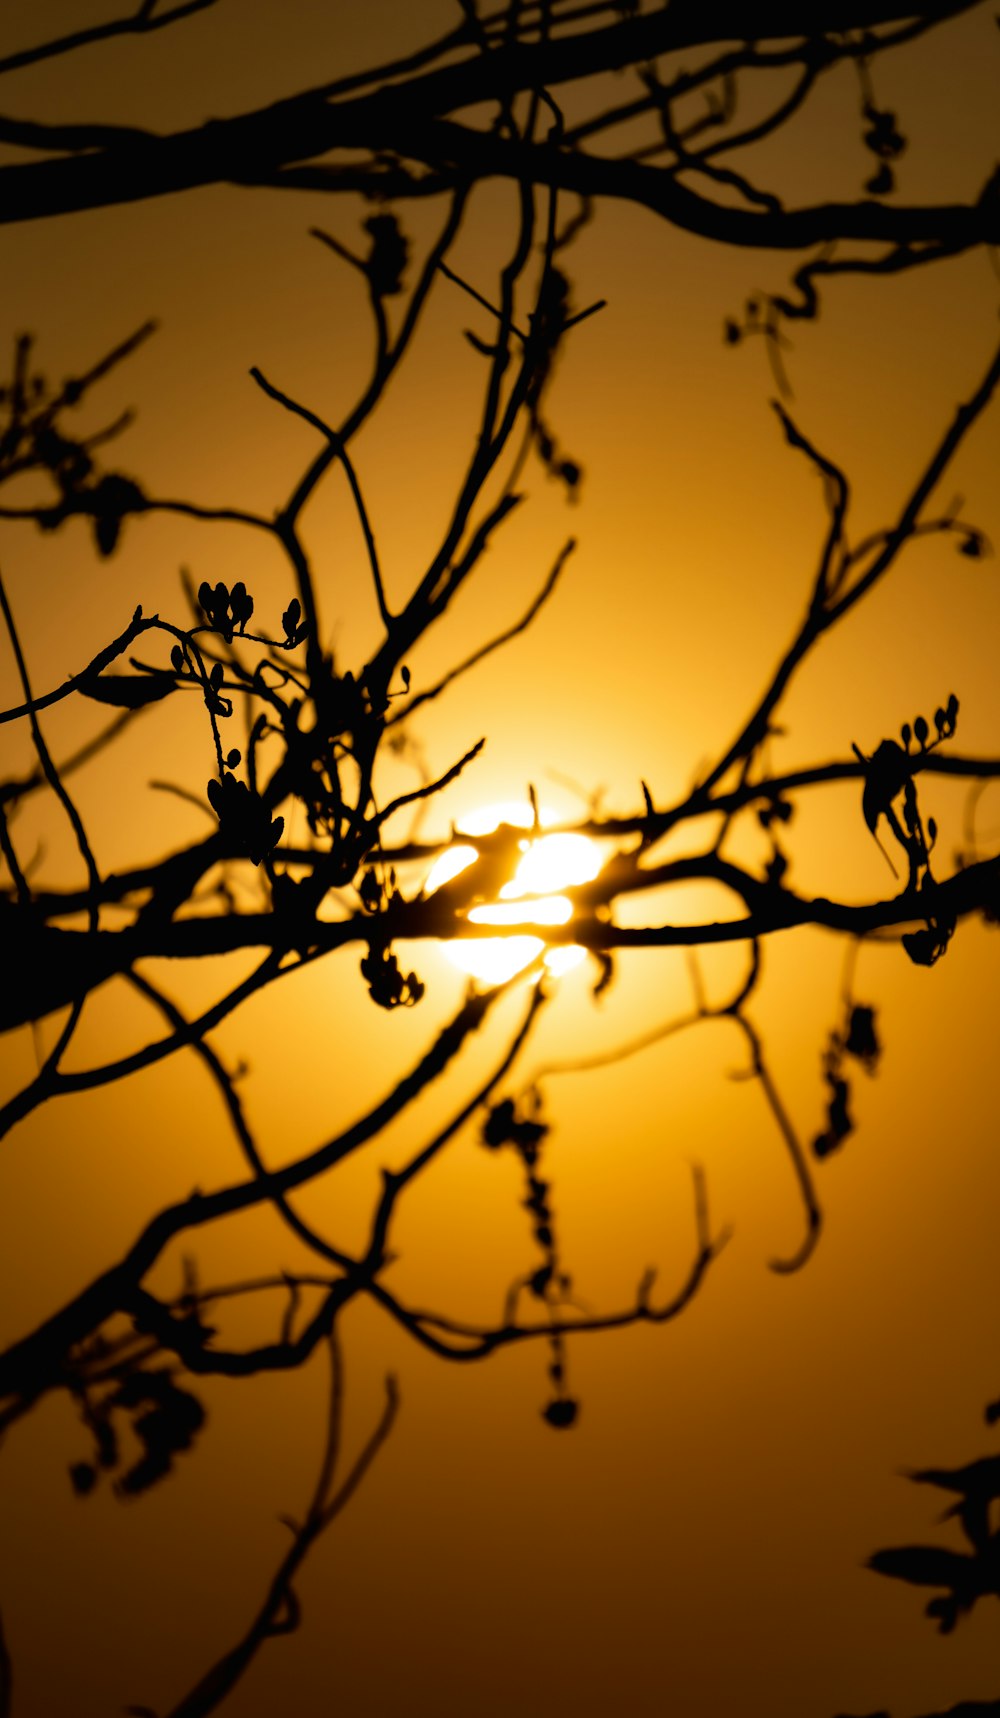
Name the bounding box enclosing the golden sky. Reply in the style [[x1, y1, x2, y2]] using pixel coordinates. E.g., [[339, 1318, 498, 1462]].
[[1, 4, 1000, 1716]]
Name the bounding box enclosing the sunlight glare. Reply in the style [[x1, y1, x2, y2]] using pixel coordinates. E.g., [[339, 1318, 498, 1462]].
[[424, 801, 601, 986]]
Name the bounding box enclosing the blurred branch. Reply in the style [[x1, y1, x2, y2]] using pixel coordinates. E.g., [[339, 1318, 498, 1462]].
[[0, 0, 221, 79], [155, 1344, 399, 1718], [0, 8, 998, 1713]]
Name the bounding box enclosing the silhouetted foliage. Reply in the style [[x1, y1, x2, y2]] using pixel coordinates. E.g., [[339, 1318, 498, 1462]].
[[1, 4, 999, 1715]]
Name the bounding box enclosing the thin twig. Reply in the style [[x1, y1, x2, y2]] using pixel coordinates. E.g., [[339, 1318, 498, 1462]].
[[159, 1343, 398, 1718], [391, 537, 574, 723]]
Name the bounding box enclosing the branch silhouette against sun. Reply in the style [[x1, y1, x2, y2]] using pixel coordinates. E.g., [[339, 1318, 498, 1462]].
[[1, 3, 999, 1716]]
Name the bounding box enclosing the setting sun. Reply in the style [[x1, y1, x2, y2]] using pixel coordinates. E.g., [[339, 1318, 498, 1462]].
[[423, 802, 602, 984], [6, 8, 1000, 1718]]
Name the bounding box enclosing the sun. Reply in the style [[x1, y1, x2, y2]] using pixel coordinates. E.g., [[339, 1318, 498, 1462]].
[[423, 801, 603, 985]]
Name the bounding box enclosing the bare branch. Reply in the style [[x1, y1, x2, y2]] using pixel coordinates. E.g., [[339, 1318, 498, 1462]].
[[0, 0, 221, 79], [157, 1348, 399, 1718]]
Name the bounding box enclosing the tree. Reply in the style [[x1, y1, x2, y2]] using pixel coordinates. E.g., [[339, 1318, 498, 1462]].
[[1, 3, 999, 1714]]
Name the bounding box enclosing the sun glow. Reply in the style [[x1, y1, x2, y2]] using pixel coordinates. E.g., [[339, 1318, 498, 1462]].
[[424, 802, 602, 986]]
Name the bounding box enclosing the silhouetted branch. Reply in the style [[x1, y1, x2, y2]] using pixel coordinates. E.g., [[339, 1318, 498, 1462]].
[[0, 0, 220, 79], [373, 737, 486, 830], [364, 981, 548, 1271], [389, 536, 575, 722], [248, 366, 393, 631], [0, 2, 986, 250], [153, 1347, 399, 1718], [1, 7, 999, 1711], [0, 987, 498, 1407], [1, 707, 138, 809], [731, 1010, 822, 1274], [695, 332, 1000, 803], [363, 1161, 730, 1366], [0, 602, 154, 726]]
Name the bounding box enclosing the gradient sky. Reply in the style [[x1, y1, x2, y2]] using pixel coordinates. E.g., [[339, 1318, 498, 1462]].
[[1, 5, 1000, 1716]]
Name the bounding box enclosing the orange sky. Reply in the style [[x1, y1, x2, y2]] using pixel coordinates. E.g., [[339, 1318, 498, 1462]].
[[1, 5, 1000, 1716]]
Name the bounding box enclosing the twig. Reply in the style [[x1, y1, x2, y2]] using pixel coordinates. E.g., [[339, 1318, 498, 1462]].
[[390, 537, 574, 723], [0, 0, 219, 78], [159, 1343, 399, 1718]]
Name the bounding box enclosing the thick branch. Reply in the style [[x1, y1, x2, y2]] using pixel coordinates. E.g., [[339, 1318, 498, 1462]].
[[0, 4, 983, 235]]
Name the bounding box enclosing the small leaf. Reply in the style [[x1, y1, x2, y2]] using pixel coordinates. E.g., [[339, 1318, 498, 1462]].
[[358, 868, 382, 912], [860, 739, 909, 834], [592, 951, 615, 999], [94, 512, 120, 558], [901, 927, 938, 966], [845, 1005, 880, 1071], [813, 1072, 853, 1159], [94, 473, 144, 515], [282, 597, 302, 642], [542, 1398, 579, 1430], [865, 162, 895, 196], [226, 748, 241, 768], [862, 106, 906, 159], [360, 943, 424, 1009], [482, 1099, 517, 1149], [229, 581, 254, 629], [914, 714, 929, 748], [401, 665, 411, 690], [69, 1461, 97, 1496], [363, 212, 408, 296], [77, 669, 177, 708]]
